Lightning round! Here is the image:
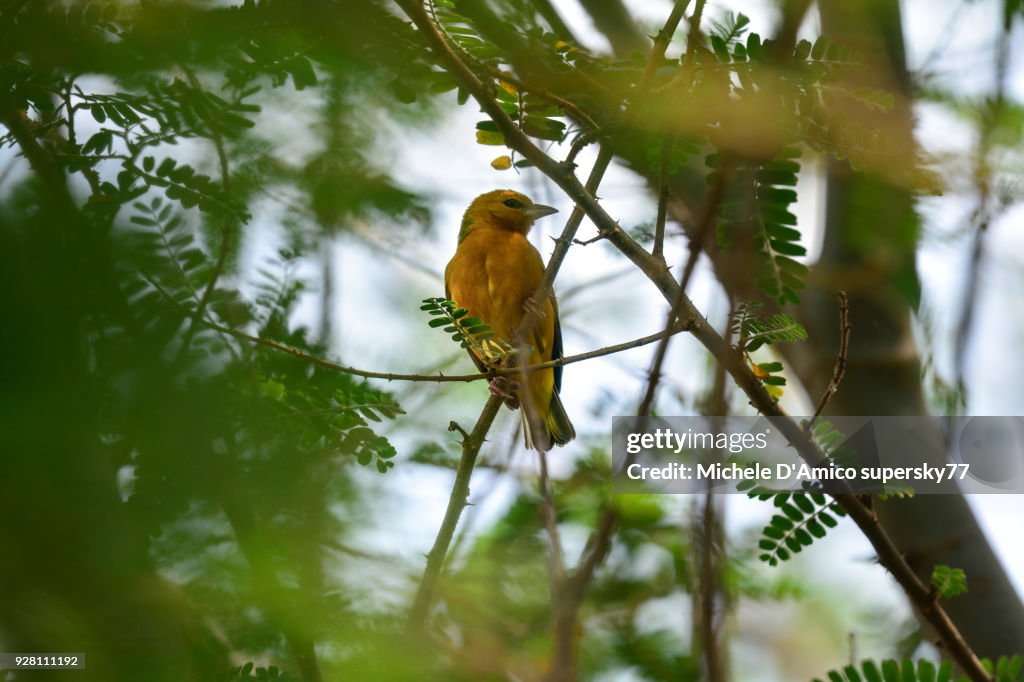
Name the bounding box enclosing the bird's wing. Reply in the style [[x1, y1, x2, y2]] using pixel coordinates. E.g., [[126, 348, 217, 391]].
[[446, 254, 489, 374]]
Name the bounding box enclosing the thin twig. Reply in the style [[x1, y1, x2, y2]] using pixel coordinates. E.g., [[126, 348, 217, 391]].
[[680, 160, 730, 295], [177, 68, 236, 362], [63, 78, 103, 197], [809, 291, 851, 424], [954, 23, 1011, 395], [696, 306, 731, 682], [696, 491, 725, 682], [520, 147, 616, 681], [564, 129, 599, 167], [682, 0, 707, 70], [651, 0, 707, 95], [636, 143, 726, 422], [514, 145, 614, 446], [537, 450, 567, 586], [573, 230, 612, 246], [200, 313, 691, 383], [653, 148, 670, 263], [637, 0, 692, 92]]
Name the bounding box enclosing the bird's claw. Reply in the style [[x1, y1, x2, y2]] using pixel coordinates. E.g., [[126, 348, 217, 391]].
[[522, 295, 546, 320], [489, 375, 521, 409]]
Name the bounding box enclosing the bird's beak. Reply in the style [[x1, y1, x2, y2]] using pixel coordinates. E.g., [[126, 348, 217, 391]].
[[524, 204, 558, 220]]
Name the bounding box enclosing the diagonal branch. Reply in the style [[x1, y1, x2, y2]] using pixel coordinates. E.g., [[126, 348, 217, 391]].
[[809, 291, 851, 424]]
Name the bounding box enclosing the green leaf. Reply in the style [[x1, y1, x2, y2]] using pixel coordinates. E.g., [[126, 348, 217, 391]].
[[422, 298, 511, 359], [769, 239, 807, 256], [780, 503, 803, 521], [286, 57, 317, 90], [476, 129, 505, 146], [811, 36, 829, 60], [862, 661, 883, 682], [793, 494, 815, 514], [753, 484, 843, 566], [931, 564, 968, 598], [746, 33, 762, 59], [807, 519, 826, 538], [261, 379, 286, 400]]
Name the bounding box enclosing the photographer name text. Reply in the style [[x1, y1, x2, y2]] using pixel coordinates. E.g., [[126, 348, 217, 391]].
[[626, 462, 971, 485]]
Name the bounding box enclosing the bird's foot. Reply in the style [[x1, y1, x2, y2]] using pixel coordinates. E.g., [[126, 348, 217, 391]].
[[522, 295, 546, 320], [489, 375, 521, 409]]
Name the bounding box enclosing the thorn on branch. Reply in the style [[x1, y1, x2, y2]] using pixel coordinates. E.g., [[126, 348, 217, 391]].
[[554, 160, 579, 177], [574, 229, 614, 246], [448, 421, 470, 441]]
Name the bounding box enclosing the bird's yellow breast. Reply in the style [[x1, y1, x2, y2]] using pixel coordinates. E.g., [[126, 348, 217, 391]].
[[444, 226, 548, 345]]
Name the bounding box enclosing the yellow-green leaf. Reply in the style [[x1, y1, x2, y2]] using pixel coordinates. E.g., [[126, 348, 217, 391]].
[[476, 130, 505, 146]]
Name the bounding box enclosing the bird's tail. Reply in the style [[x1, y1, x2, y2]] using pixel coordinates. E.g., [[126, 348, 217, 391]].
[[522, 389, 576, 450]]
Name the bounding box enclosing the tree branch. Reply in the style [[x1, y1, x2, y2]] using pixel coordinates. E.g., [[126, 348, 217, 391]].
[[177, 68, 237, 362], [809, 291, 851, 423], [407, 394, 503, 629], [537, 449, 567, 589], [199, 314, 691, 383], [954, 21, 1011, 395], [652, 148, 670, 263]]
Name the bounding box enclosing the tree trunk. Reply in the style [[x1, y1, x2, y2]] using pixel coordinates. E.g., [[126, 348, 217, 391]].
[[800, 0, 1024, 658]]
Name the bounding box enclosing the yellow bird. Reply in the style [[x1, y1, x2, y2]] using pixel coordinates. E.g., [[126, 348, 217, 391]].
[[444, 189, 575, 450]]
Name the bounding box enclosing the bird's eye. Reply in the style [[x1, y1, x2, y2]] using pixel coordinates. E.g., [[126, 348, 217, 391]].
[[503, 198, 524, 209]]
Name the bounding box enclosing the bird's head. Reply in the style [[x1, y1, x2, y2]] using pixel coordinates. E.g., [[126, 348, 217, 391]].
[[459, 189, 558, 242]]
